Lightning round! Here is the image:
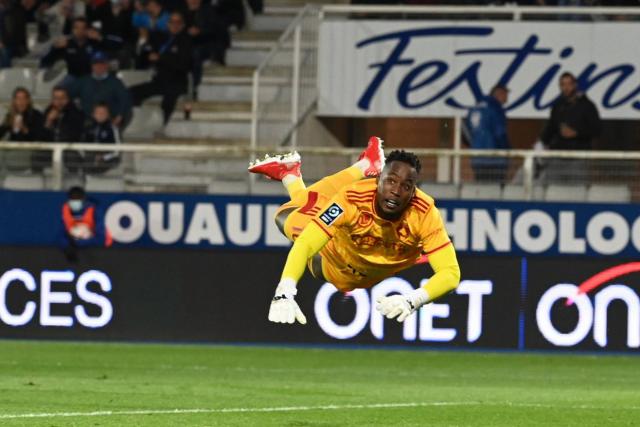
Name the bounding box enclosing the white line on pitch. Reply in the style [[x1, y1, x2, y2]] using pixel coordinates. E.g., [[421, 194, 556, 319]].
[[0, 402, 479, 419], [1, 401, 639, 420]]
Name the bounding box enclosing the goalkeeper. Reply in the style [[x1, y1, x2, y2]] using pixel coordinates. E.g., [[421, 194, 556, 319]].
[[248, 137, 460, 324]]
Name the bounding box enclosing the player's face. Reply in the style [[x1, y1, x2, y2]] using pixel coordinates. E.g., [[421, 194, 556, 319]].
[[375, 161, 417, 220]]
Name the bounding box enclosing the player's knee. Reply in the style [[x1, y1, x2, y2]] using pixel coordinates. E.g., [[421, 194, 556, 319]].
[[275, 210, 288, 236]]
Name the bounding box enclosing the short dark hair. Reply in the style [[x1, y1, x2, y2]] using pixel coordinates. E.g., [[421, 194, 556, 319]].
[[560, 72, 576, 82], [52, 85, 69, 96], [386, 150, 421, 174], [68, 186, 86, 199], [73, 17, 88, 26], [490, 84, 509, 96], [93, 102, 111, 113]]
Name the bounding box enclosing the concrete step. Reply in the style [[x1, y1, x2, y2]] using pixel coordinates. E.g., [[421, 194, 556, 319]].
[[197, 82, 283, 102], [265, 0, 347, 5], [154, 137, 249, 145], [226, 47, 300, 67], [164, 117, 288, 140], [233, 31, 281, 42], [203, 65, 290, 78], [249, 15, 295, 32]]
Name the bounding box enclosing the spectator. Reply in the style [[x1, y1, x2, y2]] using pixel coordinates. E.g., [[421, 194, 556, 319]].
[[464, 84, 511, 183], [35, 86, 86, 172], [539, 72, 601, 183], [130, 11, 191, 124], [184, 0, 229, 95], [103, 0, 137, 68], [81, 102, 122, 174], [217, 0, 245, 30], [0, 87, 45, 171], [43, 0, 85, 38], [61, 186, 112, 262], [86, 0, 112, 30], [40, 17, 117, 87], [247, 0, 263, 14], [132, 0, 169, 33], [0, 87, 45, 142], [71, 51, 132, 129], [19, 0, 51, 43], [1, 0, 29, 65]]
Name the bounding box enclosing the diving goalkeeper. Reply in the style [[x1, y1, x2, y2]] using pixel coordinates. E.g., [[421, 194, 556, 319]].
[[248, 137, 460, 324]]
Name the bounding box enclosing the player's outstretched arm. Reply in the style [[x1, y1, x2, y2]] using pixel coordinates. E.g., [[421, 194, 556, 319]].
[[268, 221, 331, 325], [376, 244, 461, 322]]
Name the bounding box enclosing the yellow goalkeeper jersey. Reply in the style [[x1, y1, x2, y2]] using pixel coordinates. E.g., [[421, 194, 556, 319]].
[[310, 179, 451, 291]]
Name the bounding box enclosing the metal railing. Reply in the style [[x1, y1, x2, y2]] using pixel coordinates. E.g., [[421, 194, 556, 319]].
[[250, 4, 320, 150], [249, 3, 640, 165], [320, 4, 640, 20], [1, 142, 638, 202]]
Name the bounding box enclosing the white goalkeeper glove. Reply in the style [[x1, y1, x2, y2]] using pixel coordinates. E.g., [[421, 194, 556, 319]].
[[268, 278, 307, 325], [376, 288, 429, 322]]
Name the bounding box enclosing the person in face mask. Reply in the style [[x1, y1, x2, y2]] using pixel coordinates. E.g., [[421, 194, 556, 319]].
[[70, 51, 133, 129], [61, 186, 113, 261]]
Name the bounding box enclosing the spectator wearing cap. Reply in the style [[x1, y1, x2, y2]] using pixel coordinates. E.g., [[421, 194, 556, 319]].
[[40, 16, 120, 87], [130, 11, 191, 124], [61, 186, 112, 261], [463, 84, 511, 183], [70, 51, 132, 129]]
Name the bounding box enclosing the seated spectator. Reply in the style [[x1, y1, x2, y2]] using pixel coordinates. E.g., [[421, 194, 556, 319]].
[[132, 0, 169, 33], [61, 186, 112, 262], [70, 51, 133, 129], [80, 102, 122, 174], [216, 0, 245, 30], [35, 86, 86, 172], [19, 0, 51, 43], [40, 17, 120, 87], [1, 0, 29, 65], [43, 0, 85, 38], [0, 87, 45, 171], [103, 0, 137, 68], [86, 0, 112, 30], [0, 87, 45, 142], [248, 0, 263, 14], [130, 11, 191, 124], [185, 0, 229, 95]]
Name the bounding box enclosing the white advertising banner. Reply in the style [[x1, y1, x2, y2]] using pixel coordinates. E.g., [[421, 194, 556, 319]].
[[318, 21, 640, 119]]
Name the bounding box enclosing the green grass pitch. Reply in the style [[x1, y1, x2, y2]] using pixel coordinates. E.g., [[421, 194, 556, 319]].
[[1, 340, 639, 426]]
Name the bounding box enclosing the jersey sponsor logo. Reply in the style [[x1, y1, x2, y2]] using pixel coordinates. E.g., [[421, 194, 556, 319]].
[[319, 203, 344, 226]]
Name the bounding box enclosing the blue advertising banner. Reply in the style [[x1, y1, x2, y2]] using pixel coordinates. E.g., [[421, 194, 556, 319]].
[[1, 190, 639, 257]]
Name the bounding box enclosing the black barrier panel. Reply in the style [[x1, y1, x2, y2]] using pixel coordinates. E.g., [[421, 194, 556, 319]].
[[525, 258, 640, 352], [0, 247, 519, 348], [1, 247, 638, 352]]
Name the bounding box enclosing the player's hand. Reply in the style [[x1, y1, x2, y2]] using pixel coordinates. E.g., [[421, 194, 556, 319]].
[[376, 295, 415, 322], [268, 279, 306, 325]]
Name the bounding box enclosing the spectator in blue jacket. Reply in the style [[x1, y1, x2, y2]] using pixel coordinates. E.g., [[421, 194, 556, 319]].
[[464, 84, 511, 183]]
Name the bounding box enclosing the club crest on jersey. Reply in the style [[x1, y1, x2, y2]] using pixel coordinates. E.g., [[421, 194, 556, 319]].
[[358, 212, 373, 227], [319, 203, 344, 226]]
